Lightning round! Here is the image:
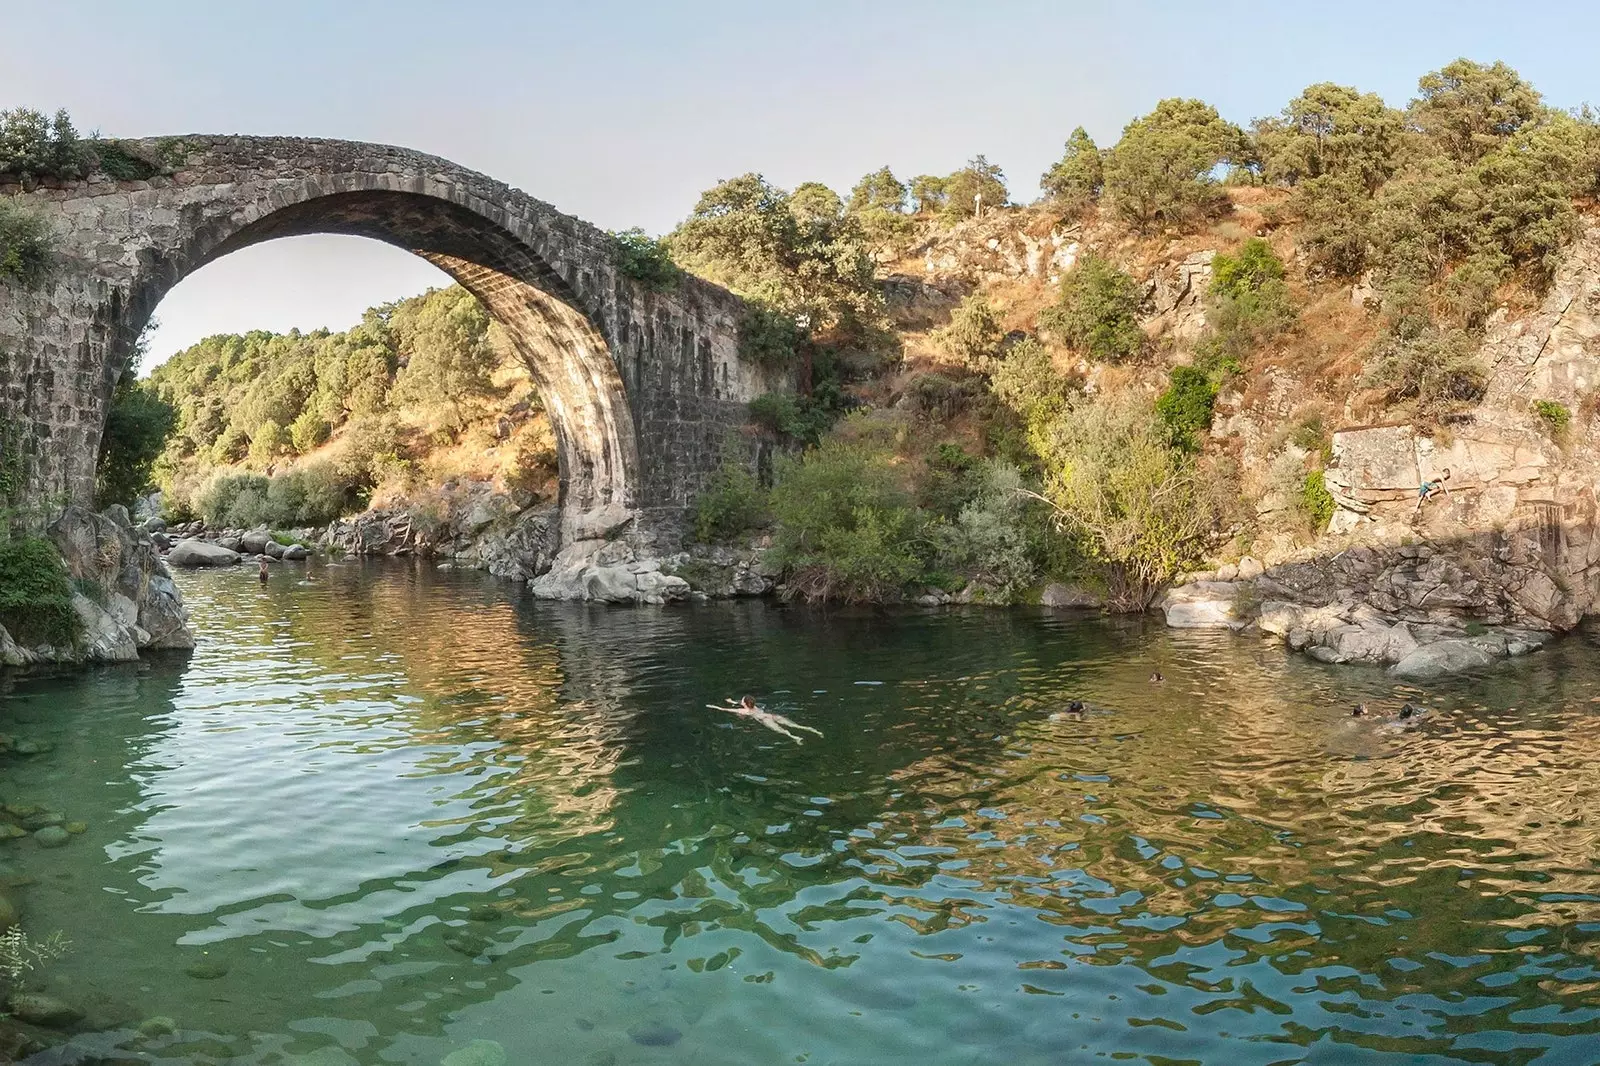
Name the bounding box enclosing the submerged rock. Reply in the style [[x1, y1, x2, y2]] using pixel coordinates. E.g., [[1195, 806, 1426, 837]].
[[440, 1039, 508, 1066], [33, 826, 70, 848], [1390, 639, 1498, 679], [183, 956, 230, 980], [8, 993, 84, 1028], [627, 1022, 683, 1047], [0, 891, 17, 932]]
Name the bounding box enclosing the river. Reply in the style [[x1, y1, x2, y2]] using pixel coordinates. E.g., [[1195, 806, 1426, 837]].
[[2, 560, 1598, 1064]]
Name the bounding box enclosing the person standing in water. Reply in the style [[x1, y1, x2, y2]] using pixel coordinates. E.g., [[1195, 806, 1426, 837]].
[[258, 555, 269, 584]]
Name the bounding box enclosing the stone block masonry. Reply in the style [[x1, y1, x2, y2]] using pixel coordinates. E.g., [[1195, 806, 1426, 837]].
[[0, 135, 790, 601]]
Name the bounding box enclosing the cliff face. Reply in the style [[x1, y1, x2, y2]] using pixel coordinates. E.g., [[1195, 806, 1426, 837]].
[[897, 206, 1600, 673]]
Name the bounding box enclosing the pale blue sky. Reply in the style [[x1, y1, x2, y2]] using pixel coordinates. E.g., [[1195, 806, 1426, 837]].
[[4, 1, 1596, 365]]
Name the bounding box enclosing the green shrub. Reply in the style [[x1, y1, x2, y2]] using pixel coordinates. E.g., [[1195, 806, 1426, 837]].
[[196, 472, 269, 527], [1155, 365, 1220, 451], [693, 460, 768, 542], [939, 156, 1008, 221], [1300, 470, 1335, 529], [1361, 324, 1486, 423], [0, 198, 52, 287], [988, 337, 1071, 422], [738, 303, 805, 370], [933, 294, 1003, 372], [0, 537, 79, 647], [288, 408, 330, 454], [905, 372, 977, 421], [1197, 239, 1296, 364], [1533, 399, 1571, 435], [768, 430, 927, 603], [747, 392, 835, 445], [936, 461, 1040, 600], [0, 108, 93, 185], [610, 228, 679, 288], [1290, 174, 1374, 278], [1039, 254, 1145, 362], [1210, 239, 1285, 298], [1030, 392, 1225, 609], [90, 140, 161, 181]]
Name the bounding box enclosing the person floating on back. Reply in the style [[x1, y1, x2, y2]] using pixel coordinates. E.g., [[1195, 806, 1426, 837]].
[[1414, 468, 1452, 514], [707, 695, 824, 745]]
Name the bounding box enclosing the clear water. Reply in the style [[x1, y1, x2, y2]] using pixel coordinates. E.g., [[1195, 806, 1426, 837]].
[[3, 560, 1600, 1065]]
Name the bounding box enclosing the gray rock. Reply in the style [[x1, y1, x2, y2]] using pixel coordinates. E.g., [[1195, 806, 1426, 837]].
[[168, 540, 242, 568], [217, 535, 245, 553], [282, 543, 309, 560], [1159, 581, 1243, 629], [241, 530, 274, 554], [1236, 556, 1264, 580], [440, 1039, 508, 1066], [34, 826, 71, 848], [1390, 639, 1497, 679], [627, 1022, 683, 1047], [8, 992, 84, 1028], [138, 515, 168, 534], [263, 540, 287, 559]]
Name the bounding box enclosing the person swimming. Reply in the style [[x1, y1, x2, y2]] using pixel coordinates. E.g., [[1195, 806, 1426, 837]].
[[708, 696, 824, 745], [1149, 672, 1164, 683], [1066, 699, 1085, 714], [1399, 703, 1419, 719], [1351, 703, 1369, 717]]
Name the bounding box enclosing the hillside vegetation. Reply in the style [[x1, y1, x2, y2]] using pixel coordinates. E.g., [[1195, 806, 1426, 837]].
[[126, 58, 1600, 607]]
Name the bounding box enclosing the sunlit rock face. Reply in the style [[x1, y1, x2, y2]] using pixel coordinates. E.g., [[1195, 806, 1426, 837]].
[[0, 136, 788, 591]]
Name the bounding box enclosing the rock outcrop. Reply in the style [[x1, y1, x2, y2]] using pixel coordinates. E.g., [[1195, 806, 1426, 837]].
[[1, 506, 194, 669]]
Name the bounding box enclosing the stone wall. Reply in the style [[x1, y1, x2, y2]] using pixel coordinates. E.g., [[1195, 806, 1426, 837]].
[[0, 136, 788, 568]]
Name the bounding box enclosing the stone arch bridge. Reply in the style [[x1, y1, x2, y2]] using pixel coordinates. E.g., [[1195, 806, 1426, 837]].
[[0, 136, 785, 593]]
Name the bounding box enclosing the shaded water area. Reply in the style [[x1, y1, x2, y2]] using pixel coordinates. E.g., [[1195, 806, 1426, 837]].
[[3, 561, 1600, 1065]]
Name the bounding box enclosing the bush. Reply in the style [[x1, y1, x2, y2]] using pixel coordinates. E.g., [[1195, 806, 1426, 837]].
[[1210, 238, 1285, 298], [196, 472, 269, 527], [988, 337, 1071, 422], [933, 294, 1003, 372], [693, 459, 768, 542], [905, 372, 978, 421], [738, 303, 805, 370], [937, 461, 1040, 599], [0, 108, 93, 185], [288, 408, 330, 454], [1290, 174, 1373, 278], [768, 429, 927, 603], [610, 228, 679, 288], [1299, 470, 1336, 529], [0, 198, 51, 287], [1030, 392, 1224, 609], [1039, 254, 1144, 362], [1533, 399, 1571, 435], [747, 391, 835, 446], [1361, 324, 1486, 424], [0, 536, 79, 647], [939, 156, 1008, 221], [1155, 365, 1220, 451]]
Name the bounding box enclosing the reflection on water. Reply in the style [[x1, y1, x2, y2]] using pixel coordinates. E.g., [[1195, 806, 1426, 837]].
[[2, 558, 1599, 1064]]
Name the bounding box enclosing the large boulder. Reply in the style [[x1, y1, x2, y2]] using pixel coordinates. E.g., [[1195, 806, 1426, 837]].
[[1390, 639, 1498, 679], [240, 530, 274, 554], [168, 540, 242, 568], [1159, 581, 1245, 629]]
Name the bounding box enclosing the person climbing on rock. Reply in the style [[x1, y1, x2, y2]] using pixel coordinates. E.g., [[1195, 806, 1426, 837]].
[[1414, 468, 1452, 514], [707, 695, 824, 745]]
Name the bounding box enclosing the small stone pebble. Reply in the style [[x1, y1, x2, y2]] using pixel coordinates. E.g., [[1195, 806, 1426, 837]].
[[65, 822, 87, 835]]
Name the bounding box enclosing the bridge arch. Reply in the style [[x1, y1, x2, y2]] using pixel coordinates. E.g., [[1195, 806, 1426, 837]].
[[0, 136, 783, 562]]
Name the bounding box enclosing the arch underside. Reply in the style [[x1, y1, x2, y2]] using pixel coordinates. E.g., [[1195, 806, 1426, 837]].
[[179, 190, 640, 535]]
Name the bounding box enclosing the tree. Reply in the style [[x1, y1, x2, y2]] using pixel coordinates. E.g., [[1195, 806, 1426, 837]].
[[908, 174, 949, 215], [1103, 98, 1246, 231], [0, 198, 51, 287], [390, 286, 500, 430], [1040, 127, 1103, 208], [941, 155, 1008, 221], [1409, 59, 1544, 163], [846, 166, 912, 248], [1254, 83, 1404, 191], [97, 381, 176, 506], [1030, 391, 1221, 609], [1040, 254, 1145, 362]]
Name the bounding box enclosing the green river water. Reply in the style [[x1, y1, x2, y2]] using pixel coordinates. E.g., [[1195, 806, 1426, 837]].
[[2, 560, 1599, 1065]]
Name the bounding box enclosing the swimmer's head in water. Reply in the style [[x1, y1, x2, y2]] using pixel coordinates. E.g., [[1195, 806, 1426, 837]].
[[1399, 703, 1417, 719], [1351, 703, 1368, 717], [1066, 699, 1085, 713], [740, 695, 756, 710]]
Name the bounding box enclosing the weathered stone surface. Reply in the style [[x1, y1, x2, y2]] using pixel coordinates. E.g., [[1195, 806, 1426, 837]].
[[1390, 639, 1498, 679], [0, 135, 791, 588], [1159, 581, 1243, 629], [1041, 582, 1103, 609], [240, 530, 273, 554], [168, 540, 242, 568], [8, 992, 83, 1028]]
